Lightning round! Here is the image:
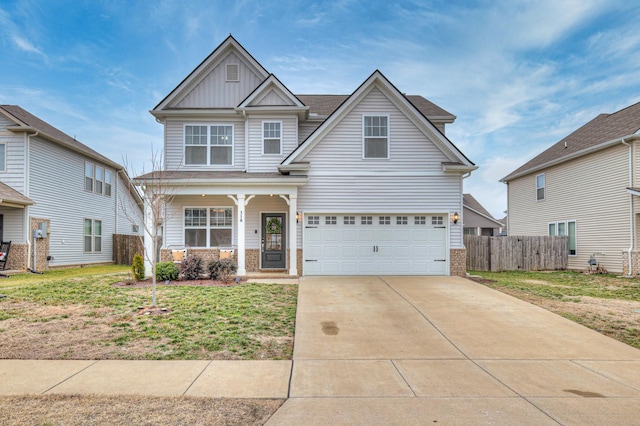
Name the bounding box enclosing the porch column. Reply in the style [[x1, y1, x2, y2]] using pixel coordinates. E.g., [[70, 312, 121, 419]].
[[288, 194, 298, 276], [237, 194, 246, 276]]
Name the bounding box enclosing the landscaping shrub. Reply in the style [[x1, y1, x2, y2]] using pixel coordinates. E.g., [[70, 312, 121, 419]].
[[179, 254, 204, 280], [156, 261, 179, 281], [208, 259, 238, 283], [132, 253, 145, 281]]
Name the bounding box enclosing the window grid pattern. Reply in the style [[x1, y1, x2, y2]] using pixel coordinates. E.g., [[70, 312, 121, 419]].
[[397, 216, 408, 225], [363, 115, 389, 158], [325, 216, 337, 225], [432, 216, 444, 225], [308, 216, 320, 225], [379, 216, 391, 225], [344, 216, 355, 225], [361, 216, 373, 225], [415, 216, 426, 225]]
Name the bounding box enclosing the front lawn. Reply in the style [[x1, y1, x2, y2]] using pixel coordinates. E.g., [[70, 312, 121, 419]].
[[470, 270, 640, 349], [0, 265, 297, 360]]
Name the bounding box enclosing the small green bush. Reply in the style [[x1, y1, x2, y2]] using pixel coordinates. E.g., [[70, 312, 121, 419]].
[[156, 261, 179, 281], [179, 254, 204, 280], [208, 259, 238, 283], [132, 253, 145, 281]]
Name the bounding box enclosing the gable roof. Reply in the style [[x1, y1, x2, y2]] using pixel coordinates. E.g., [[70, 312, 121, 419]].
[[0, 105, 122, 170], [502, 101, 640, 182], [237, 74, 308, 116], [153, 35, 269, 112], [0, 181, 34, 207], [463, 193, 502, 226], [281, 70, 475, 170]]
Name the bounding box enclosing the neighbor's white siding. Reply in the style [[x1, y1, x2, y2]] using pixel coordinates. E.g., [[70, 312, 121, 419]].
[[508, 143, 629, 273], [164, 117, 246, 171], [247, 115, 298, 172], [174, 52, 263, 109], [28, 138, 117, 266], [297, 87, 464, 248]]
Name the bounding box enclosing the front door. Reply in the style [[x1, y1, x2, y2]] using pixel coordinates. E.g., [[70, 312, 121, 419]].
[[262, 213, 286, 269]]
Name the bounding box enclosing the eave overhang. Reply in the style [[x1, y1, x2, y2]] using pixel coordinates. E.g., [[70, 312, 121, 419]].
[[442, 162, 478, 173]]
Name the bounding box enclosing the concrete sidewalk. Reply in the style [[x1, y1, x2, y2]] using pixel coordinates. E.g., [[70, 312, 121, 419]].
[[2, 275, 640, 425]]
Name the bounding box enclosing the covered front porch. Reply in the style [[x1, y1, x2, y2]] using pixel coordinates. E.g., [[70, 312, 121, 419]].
[[143, 172, 306, 277]]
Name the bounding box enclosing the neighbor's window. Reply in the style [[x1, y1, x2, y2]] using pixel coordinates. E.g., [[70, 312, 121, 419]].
[[185, 125, 234, 166], [84, 219, 101, 252], [536, 173, 545, 201], [548, 223, 556, 236], [104, 170, 112, 197], [184, 207, 233, 247], [568, 221, 577, 256], [263, 121, 282, 155], [363, 115, 389, 159], [85, 162, 94, 192], [0, 143, 5, 172], [226, 64, 239, 82]]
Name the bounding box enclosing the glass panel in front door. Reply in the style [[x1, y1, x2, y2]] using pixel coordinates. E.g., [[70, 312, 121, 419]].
[[265, 216, 282, 251]]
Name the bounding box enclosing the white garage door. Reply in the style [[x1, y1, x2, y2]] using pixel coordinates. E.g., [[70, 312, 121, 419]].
[[303, 214, 448, 275]]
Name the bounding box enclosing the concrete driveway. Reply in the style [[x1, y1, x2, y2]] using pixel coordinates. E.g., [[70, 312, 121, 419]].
[[268, 276, 640, 425]]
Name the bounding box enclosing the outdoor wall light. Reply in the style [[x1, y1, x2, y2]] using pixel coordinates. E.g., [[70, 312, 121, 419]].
[[452, 212, 459, 224], [296, 212, 302, 223]]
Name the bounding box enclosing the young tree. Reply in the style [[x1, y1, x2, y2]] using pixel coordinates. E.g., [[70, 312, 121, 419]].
[[119, 149, 181, 307]]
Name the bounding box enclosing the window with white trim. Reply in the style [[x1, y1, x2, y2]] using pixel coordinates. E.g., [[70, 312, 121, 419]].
[[184, 207, 233, 248], [536, 173, 545, 201], [363, 115, 389, 159], [0, 143, 5, 172], [95, 166, 104, 195], [548, 220, 577, 256], [185, 125, 233, 166], [84, 218, 102, 252], [85, 162, 93, 192], [104, 170, 112, 197], [263, 121, 282, 155], [226, 64, 239, 82]]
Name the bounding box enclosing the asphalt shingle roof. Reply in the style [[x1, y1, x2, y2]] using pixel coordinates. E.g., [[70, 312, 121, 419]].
[[502, 101, 640, 181]]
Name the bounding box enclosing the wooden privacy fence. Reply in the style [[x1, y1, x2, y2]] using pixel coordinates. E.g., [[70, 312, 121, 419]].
[[113, 234, 143, 265], [465, 235, 568, 272]]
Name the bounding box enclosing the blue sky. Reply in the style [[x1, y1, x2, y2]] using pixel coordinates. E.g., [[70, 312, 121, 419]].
[[2, 0, 640, 218]]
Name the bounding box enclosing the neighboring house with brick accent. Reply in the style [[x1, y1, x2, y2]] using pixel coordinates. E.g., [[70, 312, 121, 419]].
[[136, 35, 476, 277], [501, 101, 640, 274], [0, 105, 143, 271], [462, 193, 504, 236]]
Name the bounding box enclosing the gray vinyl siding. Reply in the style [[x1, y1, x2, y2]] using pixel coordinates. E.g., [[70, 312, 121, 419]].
[[463, 208, 500, 229], [298, 121, 322, 144], [174, 52, 263, 109], [116, 173, 143, 235], [28, 138, 117, 266], [0, 207, 24, 241], [0, 123, 27, 194], [507, 144, 629, 273], [296, 87, 464, 248], [247, 115, 298, 172], [164, 118, 246, 171]]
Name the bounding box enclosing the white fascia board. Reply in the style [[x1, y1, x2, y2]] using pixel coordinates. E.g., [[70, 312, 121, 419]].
[[150, 109, 241, 120], [141, 177, 308, 187], [442, 163, 478, 173], [237, 75, 306, 108], [501, 134, 640, 182]]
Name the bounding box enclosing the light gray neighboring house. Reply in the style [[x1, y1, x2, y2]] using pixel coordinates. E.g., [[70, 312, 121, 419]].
[[501, 101, 640, 274], [136, 35, 476, 277], [462, 193, 504, 236], [0, 105, 143, 271]]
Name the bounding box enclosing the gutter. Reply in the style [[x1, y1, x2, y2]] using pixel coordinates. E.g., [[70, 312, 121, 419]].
[[622, 138, 634, 276]]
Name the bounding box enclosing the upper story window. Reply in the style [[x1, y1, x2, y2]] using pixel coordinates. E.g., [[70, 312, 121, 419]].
[[84, 161, 112, 196], [363, 115, 389, 159], [263, 121, 282, 155], [0, 143, 6, 172], [536, 173, 545, 201], [185, 125, 233, 166], [226, 64, 239, 82]]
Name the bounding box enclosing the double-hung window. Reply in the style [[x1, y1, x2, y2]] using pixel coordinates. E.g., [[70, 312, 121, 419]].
[[363, 115, 389, 159], [0, 143, 6, 172], [184, 207, 233, 247], [185, 125, 233, 166], [263, 121, 282, 155], [536, 174, 545, 201], [548, 220, 577, 256], [84, 219, 102, 252], [95, 166, 104, 195], [85, 162, 94, 192], [104, 170, 112, 196]]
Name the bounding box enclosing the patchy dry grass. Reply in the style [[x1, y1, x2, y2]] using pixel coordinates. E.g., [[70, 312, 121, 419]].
[[0, 394, 283, 426], [0, 266, 297, 360], [470, 270, 640, 349]]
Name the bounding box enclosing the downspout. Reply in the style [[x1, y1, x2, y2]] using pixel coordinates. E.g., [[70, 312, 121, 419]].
[[622, 138, 634, 276], [25, 131, 38, 271]]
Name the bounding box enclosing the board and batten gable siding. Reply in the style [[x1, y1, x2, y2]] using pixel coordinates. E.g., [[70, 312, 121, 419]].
[[507, 143, 630, 273], [174, 52, 263, 109], [0, 117, 27, 194], [296, 87, 464, 248], [247, 115, 298, 172], [163, 117, 246, 171], [28, 137, 117, 266]]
